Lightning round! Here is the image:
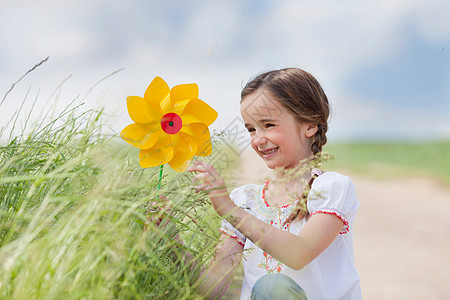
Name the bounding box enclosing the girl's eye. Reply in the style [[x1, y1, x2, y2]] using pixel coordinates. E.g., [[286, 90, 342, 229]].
[[265, 123, 275, 128], [246, 128, 255, 133]]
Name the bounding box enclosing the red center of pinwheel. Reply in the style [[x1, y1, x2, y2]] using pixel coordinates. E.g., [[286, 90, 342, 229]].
[[161, 113, 182, 134]]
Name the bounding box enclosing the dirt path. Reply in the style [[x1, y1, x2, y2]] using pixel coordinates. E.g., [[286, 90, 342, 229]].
[[225, 149, 450, 299], [352, 175, 450, 299]]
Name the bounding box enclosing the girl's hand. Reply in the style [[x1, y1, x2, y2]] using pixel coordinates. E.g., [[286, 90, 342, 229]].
[[188, 161, 226, 194], [188, 161, 235, 217], [146, 197, 184, 244], [145, 196, 172, 227]]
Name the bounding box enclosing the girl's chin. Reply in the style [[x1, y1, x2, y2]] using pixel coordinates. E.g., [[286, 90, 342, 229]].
[[263, 159, 301, 170], [263, 159, 282, 170]]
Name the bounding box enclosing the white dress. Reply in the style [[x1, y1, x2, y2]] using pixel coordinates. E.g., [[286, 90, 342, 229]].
[[219, 172, 362, 300]]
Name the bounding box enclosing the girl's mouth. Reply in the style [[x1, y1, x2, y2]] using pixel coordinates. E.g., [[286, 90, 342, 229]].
[[260, 147, 278, 158]]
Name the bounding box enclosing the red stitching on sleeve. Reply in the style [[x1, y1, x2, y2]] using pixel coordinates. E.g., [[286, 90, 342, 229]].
[[310, 210, 349, 234], [218, 228, 245, 245]]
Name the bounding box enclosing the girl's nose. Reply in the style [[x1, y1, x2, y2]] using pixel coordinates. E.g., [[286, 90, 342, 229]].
[[253, 132, 266, 146]]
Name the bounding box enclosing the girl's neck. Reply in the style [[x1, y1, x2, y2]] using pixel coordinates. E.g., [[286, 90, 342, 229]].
[[271, 164, 313, 188], [264, 166, 313, 208]]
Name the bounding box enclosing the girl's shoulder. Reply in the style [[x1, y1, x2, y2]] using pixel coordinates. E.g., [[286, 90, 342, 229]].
[[307, 171, 359, 227], [311, 171, 355, 197], [312, 171, 355, 190], [310, 171, 357, 199]]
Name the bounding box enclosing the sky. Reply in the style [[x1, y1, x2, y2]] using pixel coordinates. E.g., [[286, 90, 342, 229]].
[[1, 0, 449, 144]]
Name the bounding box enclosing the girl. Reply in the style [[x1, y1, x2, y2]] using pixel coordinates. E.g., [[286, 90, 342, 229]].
[[188, 68, 361, 300]]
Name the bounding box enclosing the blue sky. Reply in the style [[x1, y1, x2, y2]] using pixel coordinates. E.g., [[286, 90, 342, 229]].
[[1, 0, 449, 142], [349, 29, 450, 108]]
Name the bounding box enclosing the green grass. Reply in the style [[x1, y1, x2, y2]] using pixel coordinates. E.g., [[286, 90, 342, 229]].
[[0, 99, 222, 299], [324, 141, 450, 184]]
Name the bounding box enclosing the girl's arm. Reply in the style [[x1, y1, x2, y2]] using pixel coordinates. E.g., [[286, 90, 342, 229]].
[[194, 236, 243, 299], [148, 196, 243, 299], [189, 161, 343, 271], [223, 207, 341, 270]]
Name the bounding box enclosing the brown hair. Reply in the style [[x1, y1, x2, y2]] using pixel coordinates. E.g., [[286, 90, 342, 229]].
[[241, 67, 329, 154], [241, 68, 330, 222]]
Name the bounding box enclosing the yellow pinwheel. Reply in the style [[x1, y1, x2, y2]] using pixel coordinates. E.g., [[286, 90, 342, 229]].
[[121, 76, 218, 172]]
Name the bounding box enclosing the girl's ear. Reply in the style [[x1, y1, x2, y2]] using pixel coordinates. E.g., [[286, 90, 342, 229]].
[[304, 123, 318, 138]]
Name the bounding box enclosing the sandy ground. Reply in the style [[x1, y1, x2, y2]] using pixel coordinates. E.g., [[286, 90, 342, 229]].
[[223, 149, 450, 299]]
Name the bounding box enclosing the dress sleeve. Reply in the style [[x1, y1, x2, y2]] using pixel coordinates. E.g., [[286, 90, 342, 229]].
[[218, 184, 257, 246], [307, 172, 359, 234]]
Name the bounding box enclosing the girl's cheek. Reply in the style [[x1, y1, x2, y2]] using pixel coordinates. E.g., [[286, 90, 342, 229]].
[[249, 134, 254, 146], [251, 143, 260, 155]]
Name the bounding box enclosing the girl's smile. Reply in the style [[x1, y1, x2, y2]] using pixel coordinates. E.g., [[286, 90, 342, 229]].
[[240, 89, 318, 170], [258, 147, 279, 158]]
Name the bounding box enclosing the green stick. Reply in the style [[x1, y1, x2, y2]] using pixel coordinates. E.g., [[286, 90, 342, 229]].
[[157, 165, 163, 191]]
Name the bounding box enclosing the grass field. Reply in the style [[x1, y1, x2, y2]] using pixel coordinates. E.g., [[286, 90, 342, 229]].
[[0, 102, 222, 299], [324, 141, 450, 185]]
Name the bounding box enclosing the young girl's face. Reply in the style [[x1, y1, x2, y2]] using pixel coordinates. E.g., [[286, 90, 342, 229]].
[[241, 89, 317, 170]]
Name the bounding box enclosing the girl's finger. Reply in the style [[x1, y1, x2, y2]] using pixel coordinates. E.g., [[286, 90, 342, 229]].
[[188, 164, 207, 173], [194, 183, 210, 191], [188, 161, 216, 173], [192, 171, 212, 183]]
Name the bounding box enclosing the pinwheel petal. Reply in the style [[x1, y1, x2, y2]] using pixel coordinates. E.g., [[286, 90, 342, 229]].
[[171, 84, 199, 115], [181, 99, 218, 126], [181, 114, 202, 125], [181, 123, 212, 156], [144, 77, 171, 112], [180, 123, 194, 136], [168, 133, 198, 172], [120, 123, 161, 149], [193, 124, 213, 156], [171, 83, 198, 102], [126, 96, 162, 123], [172, 99, 191, 115], [139, 146, 174, 168]]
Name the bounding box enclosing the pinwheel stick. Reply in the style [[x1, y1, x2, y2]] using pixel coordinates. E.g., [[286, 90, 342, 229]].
[[157, 165, 163, 191]]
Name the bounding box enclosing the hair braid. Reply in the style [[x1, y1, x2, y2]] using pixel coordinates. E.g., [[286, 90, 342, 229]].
[[282, 172, 320, 226], [311, 123, 328, 155]]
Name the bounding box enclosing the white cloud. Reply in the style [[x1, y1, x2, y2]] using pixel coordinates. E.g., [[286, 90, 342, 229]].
[[181, 2, 240, 56], [411, 1, 450, 40], [35, 29, 91, 59], [274, 1, 408, 75]]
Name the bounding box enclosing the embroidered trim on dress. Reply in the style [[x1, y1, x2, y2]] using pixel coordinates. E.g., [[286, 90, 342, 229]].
[[258, 251, 284, 273], [261, 168, 322, 211], [310, 209, 349, 234], [256, 183, 296, 228], [218, 228, 245, 245], [262, 180, 294, 209]]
